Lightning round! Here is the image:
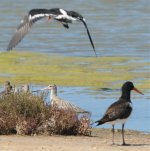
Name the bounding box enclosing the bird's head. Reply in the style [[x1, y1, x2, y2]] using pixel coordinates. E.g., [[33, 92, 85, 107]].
[[69, 11, 85, 22], [46, 84, 57, 90], [5, 81, 11, 86], [122, 81, 143, 95], [39, 84, 57, 91]]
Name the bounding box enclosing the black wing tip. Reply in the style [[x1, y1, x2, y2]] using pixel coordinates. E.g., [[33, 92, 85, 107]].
[[81, 19, 97, 57], [6, 43, 14, 51], [93, 49, 98, 57], [90, 41, 97, 57], [6, 47, 12, 51], [95, 120, 104, 126], [91, 43, 97, 57]]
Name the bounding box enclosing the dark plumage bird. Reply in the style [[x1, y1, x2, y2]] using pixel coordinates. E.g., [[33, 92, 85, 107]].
[[95, 81, 143, 145], [7, 8, 96, 56]]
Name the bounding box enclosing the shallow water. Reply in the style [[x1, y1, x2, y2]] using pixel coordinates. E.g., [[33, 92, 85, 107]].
[[4, 85, 145, 133], [0, 0, 149, 57], [0, 84, 149, 133], [33, 85, 150, 133], [0, 0, 149, 132]]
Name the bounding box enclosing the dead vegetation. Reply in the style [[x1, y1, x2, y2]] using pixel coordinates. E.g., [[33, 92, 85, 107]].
[[0, 92, 91, 136]]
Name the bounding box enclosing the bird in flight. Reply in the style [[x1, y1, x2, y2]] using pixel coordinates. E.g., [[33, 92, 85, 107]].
[[7, 8, 97, 56]]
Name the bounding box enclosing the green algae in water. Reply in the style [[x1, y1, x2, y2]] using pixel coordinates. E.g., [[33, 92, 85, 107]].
[[0, 51, 149, 91]]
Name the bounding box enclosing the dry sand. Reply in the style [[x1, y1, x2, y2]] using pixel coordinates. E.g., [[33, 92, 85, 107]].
[[0, 128, 149, 151]]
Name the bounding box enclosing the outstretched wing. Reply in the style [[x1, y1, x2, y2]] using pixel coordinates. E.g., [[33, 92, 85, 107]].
[[80, 19, 97, 56], [7, 9, 56, 51]]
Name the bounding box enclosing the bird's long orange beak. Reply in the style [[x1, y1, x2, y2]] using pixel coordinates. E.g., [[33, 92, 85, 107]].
[[133, 87, 144, 95]]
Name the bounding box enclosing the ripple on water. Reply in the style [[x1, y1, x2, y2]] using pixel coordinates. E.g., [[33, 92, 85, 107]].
[[0, 0, 149, 57]]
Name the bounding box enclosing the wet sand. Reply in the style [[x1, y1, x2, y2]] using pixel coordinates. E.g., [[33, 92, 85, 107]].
[[0, 128, 150, 151]]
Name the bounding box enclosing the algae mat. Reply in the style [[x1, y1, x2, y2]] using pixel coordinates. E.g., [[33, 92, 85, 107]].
[[0, 51, 149, 90]]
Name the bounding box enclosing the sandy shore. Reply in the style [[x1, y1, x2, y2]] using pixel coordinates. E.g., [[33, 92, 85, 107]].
[[0, 128, 150, 151]]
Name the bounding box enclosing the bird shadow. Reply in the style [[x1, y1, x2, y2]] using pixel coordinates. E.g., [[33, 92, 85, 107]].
[[116, 143, 150, 147], [90, 135, 150, 146]]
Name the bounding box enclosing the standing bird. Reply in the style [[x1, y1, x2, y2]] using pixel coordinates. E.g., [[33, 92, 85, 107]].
[[21, 84, 30, 93], [33, 84, 89, 114], [0, 81, 13, 96], [95, 81, 143, 145], [7, 8, 97, 56]]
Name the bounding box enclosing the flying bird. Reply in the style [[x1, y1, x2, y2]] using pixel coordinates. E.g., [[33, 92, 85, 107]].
[[7, 8, 97, 56], [95, 81, 143, 145]]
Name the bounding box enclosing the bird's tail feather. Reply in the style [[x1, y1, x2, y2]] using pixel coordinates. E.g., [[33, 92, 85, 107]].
[[95, 120, 104, 126]]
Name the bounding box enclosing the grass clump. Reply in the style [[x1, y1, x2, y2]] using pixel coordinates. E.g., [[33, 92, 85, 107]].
[[0, 92, 91, 136]]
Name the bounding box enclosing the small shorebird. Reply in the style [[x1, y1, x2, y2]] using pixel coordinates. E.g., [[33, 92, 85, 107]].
[[33, 84, 89, 114], [7, 8, 96, 56], [13, 84, 30, 94], [0, 81, 13, 96], [95, 81, 143, 145], [21, 84, 30, 93]]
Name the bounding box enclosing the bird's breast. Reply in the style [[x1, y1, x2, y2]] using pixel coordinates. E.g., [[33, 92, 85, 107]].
[[106, 118, 129, 125]]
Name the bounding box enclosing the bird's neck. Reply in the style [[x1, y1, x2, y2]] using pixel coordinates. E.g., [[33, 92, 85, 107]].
[[50, 89, 57, 100], [120, 90, 131, 101]]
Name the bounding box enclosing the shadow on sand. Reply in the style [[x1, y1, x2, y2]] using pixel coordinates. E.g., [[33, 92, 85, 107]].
[[116, 143, 150, 147]]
